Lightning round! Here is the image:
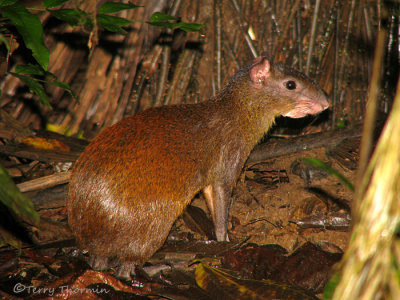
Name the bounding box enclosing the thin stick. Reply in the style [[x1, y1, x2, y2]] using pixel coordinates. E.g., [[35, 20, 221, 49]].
[[154, 0, 182, 106], [230, 0, 258, 58], [17, 171, 72, 193], [305, 0, 321, 75], [332, 5, 340, 128], [275, 0, 301, 59], [296, 6, 302, 69], [337, 0, 356, 98], [214, 0, 222, 91]]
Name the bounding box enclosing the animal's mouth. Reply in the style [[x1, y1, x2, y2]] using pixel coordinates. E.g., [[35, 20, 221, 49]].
[[283, 97, 329, 118]]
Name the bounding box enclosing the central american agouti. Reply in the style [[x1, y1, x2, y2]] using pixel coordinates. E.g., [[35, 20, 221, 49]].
[[68, 57, 329, 278]]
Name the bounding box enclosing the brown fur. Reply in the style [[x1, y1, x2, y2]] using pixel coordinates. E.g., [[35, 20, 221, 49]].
[[68, 57, 329, 274]]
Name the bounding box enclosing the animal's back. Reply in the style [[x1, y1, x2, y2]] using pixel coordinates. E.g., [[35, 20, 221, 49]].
[[68, 103, 224, 264]]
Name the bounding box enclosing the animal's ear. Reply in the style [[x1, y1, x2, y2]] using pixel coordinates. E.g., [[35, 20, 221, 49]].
[[250, 57, 271, 85]]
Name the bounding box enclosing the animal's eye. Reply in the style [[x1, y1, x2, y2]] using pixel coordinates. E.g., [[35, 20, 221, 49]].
[[285, 80, 297, 90]]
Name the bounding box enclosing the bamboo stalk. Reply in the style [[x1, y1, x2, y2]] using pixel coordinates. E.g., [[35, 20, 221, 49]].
[[333, 62, 400, 300], [356, 28, 386, 198]]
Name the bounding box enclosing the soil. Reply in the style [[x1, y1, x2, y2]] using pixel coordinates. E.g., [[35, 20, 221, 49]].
[[181, 146, 353, 254]]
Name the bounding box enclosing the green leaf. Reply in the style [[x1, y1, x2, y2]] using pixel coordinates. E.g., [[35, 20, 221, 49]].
[[148, 21, 205, 33], [10, 72, 51, 107], [97, 14, 132, 27], [49, 8, 91, 27], [0, 33, 10, 51], [99, 2, 141, 14], [300, 158, 354, 191], [148, 13, 205, 33], [97, 14, 131, 34], [176, 22, 204, 32], [15, 63, 45, 76], [150, 12, 176, 22], [0, 164, 40, 226], [335, 119, 347, 129], [1, 4, 49, 69], [44, 0, 69, 9], [0, 0, 18, 7], [13, 66, 76, 99], [323, 272, 341, 300], [44, 70, 56, 79], [99, 23, 126, 34], [47, 79, 77, 99]]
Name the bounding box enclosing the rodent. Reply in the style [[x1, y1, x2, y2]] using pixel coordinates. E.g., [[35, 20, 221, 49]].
[[68, 56, 329, 278]]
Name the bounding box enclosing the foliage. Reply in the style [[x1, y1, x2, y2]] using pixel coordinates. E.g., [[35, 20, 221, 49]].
[[0, 164, 40, 226], [148, 12, 205, 33], [0, 164, 40, 249], [2, 3, 49, 69], [0, 1, 204, 250], [300, 158, 354, 191], [0, 0, 204, 106]]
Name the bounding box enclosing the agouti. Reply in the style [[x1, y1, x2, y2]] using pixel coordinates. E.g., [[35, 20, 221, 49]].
[[68, 57, 329, 278]]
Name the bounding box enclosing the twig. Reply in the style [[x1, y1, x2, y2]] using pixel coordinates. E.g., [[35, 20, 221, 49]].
[[332, 5, 340, 128], [295, 7, 303, 69], [222, 39, 240, 68], [275, 0, 301, 58], [154, 46, 171, 106], [0, 145, 80, 163], [363, 6, 373, 84], [164, 50, 197, 104], [214, 0, 222, 91], [337, 0, 356, 100], [229, 0, 258, 58], [246, 124, 363, 164], [154, 0, 182, 106], [305, 0, 321, 75], [17, 171, 72, 193], [316, 1, 338, 76]]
